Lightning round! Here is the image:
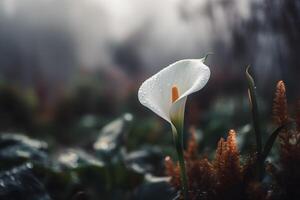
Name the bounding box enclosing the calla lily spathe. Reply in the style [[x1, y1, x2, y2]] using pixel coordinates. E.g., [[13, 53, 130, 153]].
[[138, 58, 210, 129], [138, 58, 210, 199]]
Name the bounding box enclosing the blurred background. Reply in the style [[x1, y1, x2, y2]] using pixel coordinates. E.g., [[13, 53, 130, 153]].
[[0, 0, 299, 199], [0, 0, 299, 143]]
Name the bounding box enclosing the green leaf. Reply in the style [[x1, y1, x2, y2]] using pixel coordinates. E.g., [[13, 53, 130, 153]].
[[245, 66, 262, 156], [0, 133, 48, 170], [246, 66, 265, 181], [0, 164, 51, 200], [262, 123, 292, 161]]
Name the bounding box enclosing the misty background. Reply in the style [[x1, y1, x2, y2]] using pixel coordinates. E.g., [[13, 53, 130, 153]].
[[1, 1, 300, 200], [0, 0, 299, 141]]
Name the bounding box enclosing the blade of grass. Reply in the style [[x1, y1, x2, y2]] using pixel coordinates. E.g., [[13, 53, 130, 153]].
[[246, 66, 262, 157], [262, 122, 292, 161], [261, 125, 284, 161], [245, 66, 263, 180]]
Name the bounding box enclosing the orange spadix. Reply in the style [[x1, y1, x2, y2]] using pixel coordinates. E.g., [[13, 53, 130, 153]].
[[172, 85, 179, 103]]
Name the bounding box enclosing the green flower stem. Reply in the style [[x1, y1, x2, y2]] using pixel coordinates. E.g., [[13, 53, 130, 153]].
[[172, 123, 188, 200], [176, 139, 188, 200]]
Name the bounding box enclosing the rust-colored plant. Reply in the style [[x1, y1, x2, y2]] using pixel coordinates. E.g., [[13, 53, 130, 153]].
[[214, 130, 243, 199], [165, 74, 300, 200], [165, 129, 267, 200], [272, 80, 289, 126], [269, 81, 300, 200]]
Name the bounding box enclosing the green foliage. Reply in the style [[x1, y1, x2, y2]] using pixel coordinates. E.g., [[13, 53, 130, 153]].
[[0, 115, 175, 200]]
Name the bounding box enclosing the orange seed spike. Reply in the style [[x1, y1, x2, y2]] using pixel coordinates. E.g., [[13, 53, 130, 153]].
[[172, 85, 179, 103]]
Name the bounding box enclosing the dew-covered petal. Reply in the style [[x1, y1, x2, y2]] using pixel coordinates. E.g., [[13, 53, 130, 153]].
[[138, 59, 210, 123]]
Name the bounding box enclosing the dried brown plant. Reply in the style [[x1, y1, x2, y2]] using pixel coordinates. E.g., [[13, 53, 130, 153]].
[[165, 80, 300, 200], [268, 81, 300, 200], [165, 129, 267, 200], [214, 130, 242, 186], [272, 80, 289, 126], [272, 80, 291, 153], [213, 130, 245, 199]]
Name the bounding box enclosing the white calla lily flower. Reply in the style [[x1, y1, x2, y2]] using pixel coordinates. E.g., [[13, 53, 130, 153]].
[[138, 58, 210, 129], [138, 57, 210, 199]]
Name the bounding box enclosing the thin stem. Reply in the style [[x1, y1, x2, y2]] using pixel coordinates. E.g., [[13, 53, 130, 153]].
[[172, 125, 188, 200], [176, 141, 188, 200]]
